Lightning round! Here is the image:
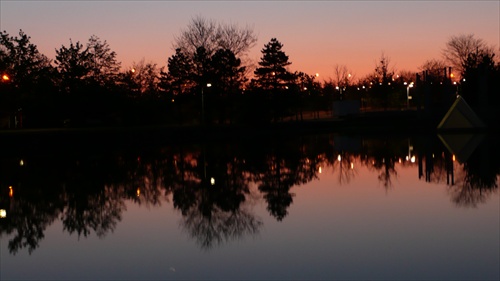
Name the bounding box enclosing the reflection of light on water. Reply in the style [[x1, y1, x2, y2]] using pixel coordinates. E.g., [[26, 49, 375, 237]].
[[136, 188, 140, 197], [9, 186, 13, 197], [0, 209, 6, 218], [350, 162, 354, 169]]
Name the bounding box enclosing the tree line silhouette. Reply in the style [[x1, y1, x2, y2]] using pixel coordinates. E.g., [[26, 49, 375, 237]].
[[1, 17, 499, 128], [1, 133, 498, 254]]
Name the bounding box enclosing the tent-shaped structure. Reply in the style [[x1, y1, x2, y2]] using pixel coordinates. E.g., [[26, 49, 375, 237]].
[[437, 96, 486, 130], [438, 133, 485, 163]]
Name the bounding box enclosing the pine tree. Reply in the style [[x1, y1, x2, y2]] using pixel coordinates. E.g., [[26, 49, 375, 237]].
[[161, 48, 195, 95], [252, 38, 293, 91], [210, 49, 246, 96]]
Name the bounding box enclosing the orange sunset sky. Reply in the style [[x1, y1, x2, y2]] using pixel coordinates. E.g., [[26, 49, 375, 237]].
[[1, 1, 498, 81]]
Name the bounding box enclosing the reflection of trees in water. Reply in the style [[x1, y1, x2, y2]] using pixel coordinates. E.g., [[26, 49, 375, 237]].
[[1, 198, 60, 254], [361, 138, 408, 189], [62, 186, 125, 238], [182, 205, 262, 250], [424, 155, 449, 184], [376, 159, 397, 189], [415, 135, 453, 185], [121, 156, 171, 207], [258, 157, 295, 221], [448, 171, 498, 208], [252, 137, 322, 221], [0, 156, 65, 254], [330, 152, 357, 185], [448, 180, 495, 208], [1, 133, 498, 254], [171, 143, 263, 249], [446, 138, 499, 207], [58, 154, 131, 238]]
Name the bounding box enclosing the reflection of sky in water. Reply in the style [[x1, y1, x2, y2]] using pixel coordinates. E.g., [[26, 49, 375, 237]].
[[1, 161, 498, 280]]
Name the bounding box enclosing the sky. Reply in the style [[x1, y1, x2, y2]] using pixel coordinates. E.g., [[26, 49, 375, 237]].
[[1, 1, 499, 81]]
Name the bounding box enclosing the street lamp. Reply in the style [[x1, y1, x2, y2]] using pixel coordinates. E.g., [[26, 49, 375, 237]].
[[406, 82, 414, 109], [201, 83, 212, 125], [335, 86, 343, 100]]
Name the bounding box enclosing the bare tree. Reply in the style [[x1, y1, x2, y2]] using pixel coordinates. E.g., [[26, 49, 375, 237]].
[[419, 59, 448, 77], [333, 64, 354, 88], [128, 59, 161, 96], [374, 53, 395, 83], [173, 15, 257, 58], [442, 34, 492, 76], [216, 21, 257, 56], [174, 16, 218, 56], [396, 69, 416, 83]]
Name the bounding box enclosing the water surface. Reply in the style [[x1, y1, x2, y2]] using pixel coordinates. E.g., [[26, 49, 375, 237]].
[[1, 133, 498, 280]]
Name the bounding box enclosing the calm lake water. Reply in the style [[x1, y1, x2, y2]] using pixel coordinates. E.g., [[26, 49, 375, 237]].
[[1, 132, 499, 280]]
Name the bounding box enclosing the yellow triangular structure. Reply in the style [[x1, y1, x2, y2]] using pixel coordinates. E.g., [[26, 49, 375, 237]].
[[437, 96, 486, 130]]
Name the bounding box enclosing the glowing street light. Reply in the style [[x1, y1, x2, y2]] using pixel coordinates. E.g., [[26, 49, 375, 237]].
[[201, 83, 212, 125], [0, 209, 6, 218], [406, 82, 414, 109], [335, 86, 344, 100], [2, 74, 9, 81]]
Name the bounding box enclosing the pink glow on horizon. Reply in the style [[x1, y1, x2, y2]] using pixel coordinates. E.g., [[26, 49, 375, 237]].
[[1, 1, 498, 81]]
